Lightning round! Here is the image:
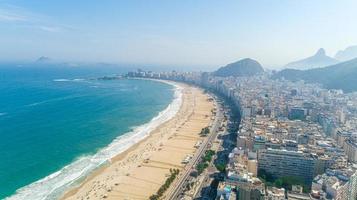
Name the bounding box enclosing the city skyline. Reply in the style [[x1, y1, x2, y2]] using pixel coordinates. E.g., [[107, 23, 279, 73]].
[[1, 0, 357, 68]]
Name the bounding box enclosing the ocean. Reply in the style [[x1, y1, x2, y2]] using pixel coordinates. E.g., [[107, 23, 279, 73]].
[[0, 65, 177, 199]]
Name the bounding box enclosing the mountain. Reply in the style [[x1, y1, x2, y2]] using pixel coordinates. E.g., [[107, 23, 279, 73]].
[[36, 56, 52, 63], [335, 45, 357, 61], [284, 48, 339, 70], [214, 58, 264, 77], [273, 58, 357, 93]]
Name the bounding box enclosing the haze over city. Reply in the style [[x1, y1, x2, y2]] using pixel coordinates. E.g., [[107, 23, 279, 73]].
[[1, 1, 357, 200], [1, 0, 357, 68]]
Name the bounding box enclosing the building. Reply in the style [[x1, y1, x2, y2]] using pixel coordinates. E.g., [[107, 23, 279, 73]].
[[266, 187, 285, 200], [237, 136, 254, 151], [242, 107, 253, 118], [253, 136, 266, 152], [258, 149, 316, 184], [236, 183, 265, 200], [344, 139, 357, 164], [216, 183, 235, 200], [287, 185, 310, 200], [289, 107, 306, 120], [247, 159, 258, 177], [283, 140, 298, 151], [312, 168, 357, 200], [336, 130, 351, 147], [348, 169, 357, 200], [287, 193, 310, 200]]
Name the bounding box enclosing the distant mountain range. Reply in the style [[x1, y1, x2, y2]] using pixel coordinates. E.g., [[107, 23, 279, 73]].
[[284, 48, 339, 70], [214, 58, 264, 77], [335, 45, 357, 62], [273, 58, 357, 93]]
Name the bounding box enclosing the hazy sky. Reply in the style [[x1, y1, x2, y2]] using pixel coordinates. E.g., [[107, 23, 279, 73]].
[[1, 0, 357, 69]]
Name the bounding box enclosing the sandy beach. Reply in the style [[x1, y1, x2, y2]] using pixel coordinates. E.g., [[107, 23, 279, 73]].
[[61, 82, 215, 200]]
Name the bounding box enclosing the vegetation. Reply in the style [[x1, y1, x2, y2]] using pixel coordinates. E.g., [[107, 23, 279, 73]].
[[274, 176, 310, 193], [149, 168, 180, 200], [258, 169, 274, 183], [202, 150, 215, 162], [215, 163, 226, 173], [273, 58, 357, 93], [258, 169, 310, 193], [196, 162, 209, 175], [196, 150, 215, 175], [214, 58, 264, 77], [199, 127, 210, 136], [185, 181, 195, 191]]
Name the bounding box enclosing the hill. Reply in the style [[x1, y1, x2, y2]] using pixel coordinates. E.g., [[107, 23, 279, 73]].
[[284, 48, 339, 70], [273, 58, 357, 93], [214, 58, 264, 77], [335, 45, 357, 62]]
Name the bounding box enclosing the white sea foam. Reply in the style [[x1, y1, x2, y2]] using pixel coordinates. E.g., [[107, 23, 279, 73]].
[[25, 95, 85, 107], [72, 79, 85, 82], [53, 79, 70, 82], [54, 78, 93, 85], [6, 80, 183, 200], [53, 79, 85, 82]]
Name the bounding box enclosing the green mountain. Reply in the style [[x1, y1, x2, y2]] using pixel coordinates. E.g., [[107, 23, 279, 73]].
[[214, 58, 264, 77], [273, 58, 357, 93]]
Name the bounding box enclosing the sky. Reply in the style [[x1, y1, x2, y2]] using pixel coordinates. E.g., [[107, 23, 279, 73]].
[[0, 0, 357, 69]]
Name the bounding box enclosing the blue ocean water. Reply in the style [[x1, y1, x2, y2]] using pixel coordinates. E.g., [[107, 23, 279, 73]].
[[0, 65, 174, 199]]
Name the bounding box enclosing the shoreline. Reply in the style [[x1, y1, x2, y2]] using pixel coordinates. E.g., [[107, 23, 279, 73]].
[[61, 82, 215, 200], [6, 79, 183, 200]]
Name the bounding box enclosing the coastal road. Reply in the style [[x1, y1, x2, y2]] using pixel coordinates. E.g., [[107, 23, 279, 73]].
[[165, 94, 223, 200]]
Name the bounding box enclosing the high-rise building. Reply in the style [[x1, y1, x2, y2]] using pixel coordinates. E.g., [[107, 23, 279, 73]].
[[288, 107, 306, 120], [258, 149, 316, 184], [348, 170, 357, 200], [253, 136, 266, 152], [344, 139, 357, 164]]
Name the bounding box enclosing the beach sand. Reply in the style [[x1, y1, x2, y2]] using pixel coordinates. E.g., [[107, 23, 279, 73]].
[[61, 83, 214, 200]]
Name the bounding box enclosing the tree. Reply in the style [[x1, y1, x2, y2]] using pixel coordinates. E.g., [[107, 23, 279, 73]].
[[215, 163, 226, 173]]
